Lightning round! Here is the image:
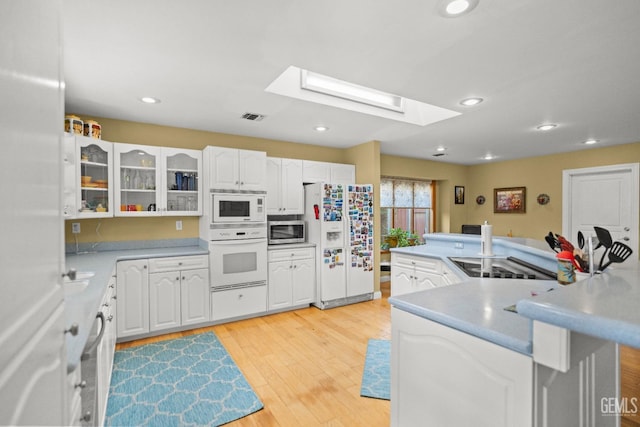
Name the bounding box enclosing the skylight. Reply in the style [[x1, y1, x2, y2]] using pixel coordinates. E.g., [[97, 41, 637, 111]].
[[265, 66, 461, 127]]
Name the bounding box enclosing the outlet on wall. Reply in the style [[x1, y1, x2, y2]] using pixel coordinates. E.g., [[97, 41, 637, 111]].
[[72, 223, 81, 234], [176, 220, 182, 231]]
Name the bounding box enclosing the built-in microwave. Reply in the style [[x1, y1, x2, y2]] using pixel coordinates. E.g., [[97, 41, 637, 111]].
[[211, 190, 266, 224], [268, 220, 306, 245]]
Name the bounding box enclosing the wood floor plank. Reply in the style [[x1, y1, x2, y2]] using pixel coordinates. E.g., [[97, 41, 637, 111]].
[[116, 283, 391, 426]]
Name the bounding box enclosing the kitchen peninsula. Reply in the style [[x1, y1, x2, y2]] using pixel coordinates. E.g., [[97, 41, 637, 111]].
[[389, 234, 640, 427]]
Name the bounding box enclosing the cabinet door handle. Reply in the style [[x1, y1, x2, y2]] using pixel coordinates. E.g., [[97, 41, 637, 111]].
[[75, 380, 87, 389], [238, 294, 243, 299], [65, 323, 79, 336], [144, 265, 147, 269], [176, 277, 180, 281], [182, 276, 185, 280]]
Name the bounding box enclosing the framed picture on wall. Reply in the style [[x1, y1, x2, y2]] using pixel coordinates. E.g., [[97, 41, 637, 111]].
[[494, 187, 526, 213], [455, 186, 465, 204]]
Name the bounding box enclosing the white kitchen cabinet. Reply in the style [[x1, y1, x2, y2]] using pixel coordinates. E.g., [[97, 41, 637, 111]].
[[391, 253, 454, 296], [180, 268, 210, 325], [162, 147, 202, 215], [266, 157, 304, 215], [63, 134, 114, 218], [392, 307, 533, 427], [148, 255, 210, 332], [116, 259, 150, 337], [205, 146, 266, 191], [115, 144, 202, 216], [302, 160, 355, 184], [268, 247, 315, 310], [114, 143, 162, 216], [149, 271, 182, 331]]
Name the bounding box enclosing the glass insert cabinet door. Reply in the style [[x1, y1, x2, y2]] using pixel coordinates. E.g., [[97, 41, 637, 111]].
[[114, 143, 162, 216], [76, 136, 113, 218], [163, 148, 202, 215]]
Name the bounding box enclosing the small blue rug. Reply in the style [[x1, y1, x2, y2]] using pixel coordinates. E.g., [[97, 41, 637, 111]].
[[360, 339, 390, 400], [105, 332, 263, 426]]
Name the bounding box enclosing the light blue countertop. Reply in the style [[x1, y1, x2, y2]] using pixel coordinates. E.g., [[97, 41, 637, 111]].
[[64, 244, 208, 372], [516, 263, 640, 349], [388, 233, 640, 355]]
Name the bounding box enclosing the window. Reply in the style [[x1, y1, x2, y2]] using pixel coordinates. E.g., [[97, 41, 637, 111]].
[[380, 178, 434, 241]]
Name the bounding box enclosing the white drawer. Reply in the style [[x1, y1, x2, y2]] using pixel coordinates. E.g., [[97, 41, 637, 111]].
[[268, 247, 314, 262], [149, 255, 208, 273], [392, 253, 442, 273], [211, 285, 267, 321]]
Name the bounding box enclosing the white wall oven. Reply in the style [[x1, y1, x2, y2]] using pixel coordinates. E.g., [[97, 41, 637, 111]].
[[210, 190, 266, 224], [208, 224, 267, 290]]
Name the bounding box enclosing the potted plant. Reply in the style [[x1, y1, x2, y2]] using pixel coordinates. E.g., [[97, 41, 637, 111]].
[[386, 228, 410, 248]]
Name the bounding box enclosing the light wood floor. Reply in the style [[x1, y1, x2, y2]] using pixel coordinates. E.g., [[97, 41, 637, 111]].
[[116, 282, 392, 426], [117, 281, 640, 426]]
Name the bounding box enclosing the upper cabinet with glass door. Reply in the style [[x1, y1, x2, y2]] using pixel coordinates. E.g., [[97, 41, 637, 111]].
[[64, 134, 114, 219], [162, 148, 202, 216], [114, 143, 162, 216]]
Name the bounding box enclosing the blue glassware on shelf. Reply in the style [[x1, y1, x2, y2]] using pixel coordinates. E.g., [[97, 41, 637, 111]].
[[175, 172, 183, 190]]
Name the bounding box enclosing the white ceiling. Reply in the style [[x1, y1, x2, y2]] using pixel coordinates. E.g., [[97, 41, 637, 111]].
[[63, 0, 640, 165]]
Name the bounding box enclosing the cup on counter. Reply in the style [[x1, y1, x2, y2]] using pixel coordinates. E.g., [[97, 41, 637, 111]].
[[556, 250, 576, 285], [136, 204, 143, 211], [121, 204, 126, 211], [127, 204, 136, 211]]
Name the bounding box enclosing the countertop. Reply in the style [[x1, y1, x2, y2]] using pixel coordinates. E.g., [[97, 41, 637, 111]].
[[388, 233, 640, 355], [64, 245, 208, 372]]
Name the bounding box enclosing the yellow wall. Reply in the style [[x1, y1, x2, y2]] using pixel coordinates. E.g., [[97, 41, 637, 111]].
[[466, 142, 640, 239]]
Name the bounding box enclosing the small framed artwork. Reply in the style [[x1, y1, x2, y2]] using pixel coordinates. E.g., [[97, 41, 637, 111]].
[[494, 187, 526, 213], [454, 186, 465, 204]]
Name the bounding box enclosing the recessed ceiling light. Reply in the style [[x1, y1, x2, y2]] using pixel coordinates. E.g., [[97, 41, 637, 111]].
[[314, 126, 329, 132], [536, 123, 557, 131], [584, 139, 598, 145], [438, 0, 479, 17], [460, 97, 483, 107], [482, 154, 495, 160], [140, 97, 160, 104], [436, 146, 446, 152]]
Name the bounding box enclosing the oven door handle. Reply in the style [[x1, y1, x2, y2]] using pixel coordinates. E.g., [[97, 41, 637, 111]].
[[82, 312, 106, 356], [210, 238, 266, 245]]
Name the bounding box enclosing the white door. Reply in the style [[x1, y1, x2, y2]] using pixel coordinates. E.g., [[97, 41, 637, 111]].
[[0, 2, 67, 425], [208, 146, 239, 190], [149, 271, 181, 331], [563, 163, 639, 259], [292, 258, 315, 304], [116, 259, 150, 337], [281, 158, 304, 214], [238, 149, 267, 191], [181, 268, 210, 325]]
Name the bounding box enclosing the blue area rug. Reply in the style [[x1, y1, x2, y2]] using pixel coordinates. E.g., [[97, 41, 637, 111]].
[[105, 332, 263, 426], [360, 339, 390, 400]]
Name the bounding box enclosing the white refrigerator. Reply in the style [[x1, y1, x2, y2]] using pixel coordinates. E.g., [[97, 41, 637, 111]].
[[304, 183, 375, 309]]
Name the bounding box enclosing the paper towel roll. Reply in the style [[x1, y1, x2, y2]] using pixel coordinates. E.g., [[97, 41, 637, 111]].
[[481, 221, 493, 256]]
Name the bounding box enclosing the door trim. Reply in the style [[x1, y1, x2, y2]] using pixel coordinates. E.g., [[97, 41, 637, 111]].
[[562, 163, 639, 252]]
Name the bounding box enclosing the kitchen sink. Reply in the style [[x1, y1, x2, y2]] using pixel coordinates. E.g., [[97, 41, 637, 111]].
[[449, 256, 557, 280]]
